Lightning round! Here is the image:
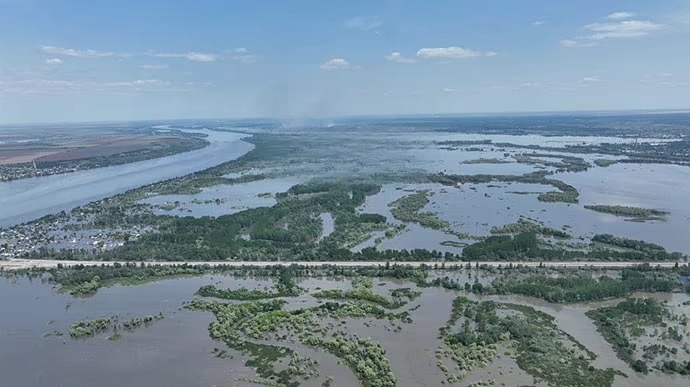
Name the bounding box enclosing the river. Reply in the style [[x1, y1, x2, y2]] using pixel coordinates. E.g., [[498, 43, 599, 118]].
[[0, 130, 252, 228]]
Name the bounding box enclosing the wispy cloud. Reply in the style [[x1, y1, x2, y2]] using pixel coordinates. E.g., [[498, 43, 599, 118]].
[[384, 52, 416, 64], [562, 14, 664, 47], [441, 87, 457, 93], [582, 20, 664, 40], [512, 76, 607, 93], [320, 58, 359, 70], [104, 79, 168, 88], [147, 51, 218, 62], [139, 64, 168, 70], [639, 72, 688, 88], [41, 45, 116, 58], [533, 20, 546, 26], [607, 12, 634, 20], [0, 78, 172, 95], [344, 16, 382, 31], [416, 46, 496, 59], [559, 39, 595, 48], [45, 58, 63, 65], [514, 82, 539, 91]]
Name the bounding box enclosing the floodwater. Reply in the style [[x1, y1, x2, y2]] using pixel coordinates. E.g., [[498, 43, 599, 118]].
[[358, 173, 690, 254], [140, 176, 306, 218], [2, 274, 688, 387], [0, 275, 252, 387], [476, 292, 690, 387], [0, 129, 252, 228], [317, 213, 335, 242]]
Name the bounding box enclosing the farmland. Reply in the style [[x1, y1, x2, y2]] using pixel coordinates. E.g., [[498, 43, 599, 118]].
[[0, 125, 207, 181]]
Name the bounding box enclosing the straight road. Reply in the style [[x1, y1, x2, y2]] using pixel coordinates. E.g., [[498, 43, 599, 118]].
[[0, 258, 685, 271]]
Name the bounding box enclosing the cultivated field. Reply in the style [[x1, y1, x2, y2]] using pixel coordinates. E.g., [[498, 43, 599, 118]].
[[0, 135, 189, 165]]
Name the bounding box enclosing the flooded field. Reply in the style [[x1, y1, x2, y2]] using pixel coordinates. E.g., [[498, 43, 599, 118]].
[[354, 173, 690, 254], [141, 176, 307, 218], [3, 122, 690, 261], [2, 274, 688, 387]]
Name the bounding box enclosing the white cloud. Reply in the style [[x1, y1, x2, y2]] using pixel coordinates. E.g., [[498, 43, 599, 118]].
[[583, 76, 600, 82], [416, 46, 495, 59], [658, 72, 673, 77], [41, 45, 115, 58], [581, 20, 664, 40], [148, 52, 218, 62], [45, 58, 63, 65], [320, 58, 359, 70], [384, 52, 416, 64], [559, 39, 595, 48], [441, 87, 457, 93], [533, 20, 546, 26], [561, 16, 663, 47], [607, 12, 634, 20], [344, 16, 382, 31], [139, 64, 169, 70]]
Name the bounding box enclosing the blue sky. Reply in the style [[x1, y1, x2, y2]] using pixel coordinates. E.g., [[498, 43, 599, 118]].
[[1, 0, 689, 123]]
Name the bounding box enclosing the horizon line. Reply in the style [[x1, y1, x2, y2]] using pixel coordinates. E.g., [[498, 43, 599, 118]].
[[2, 107, 690, 127]]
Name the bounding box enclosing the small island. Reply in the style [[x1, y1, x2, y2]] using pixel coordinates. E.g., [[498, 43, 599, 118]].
[[462, 158, 511, 164], [584, 205, 669, 222]]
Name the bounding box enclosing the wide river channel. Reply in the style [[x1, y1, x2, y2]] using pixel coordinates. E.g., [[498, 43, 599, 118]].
[[0, 130, 252, 228]]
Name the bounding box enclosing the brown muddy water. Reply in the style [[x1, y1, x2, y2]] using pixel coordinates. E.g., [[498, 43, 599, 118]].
[[1, 274, 688, 387]]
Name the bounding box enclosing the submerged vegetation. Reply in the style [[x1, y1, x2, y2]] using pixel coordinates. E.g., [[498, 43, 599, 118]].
[[197, 267, 301, 300], [587, 298, 690, 375], [594, 159, 618, 167], [69, 318, 111, 338], [592, 234, 671, 255], [429, 171, 580, 203], [197, 285, 292, 300], [513, 152, 591, 172], [462, 158, 510, 164], [490, 219, 571, 239], [313, 276, 408, 309], [427, 263, 685, 303], [12, 260, 690, 385], [389, 190, 449, 230], [458, 229, 683, 262], [27, 260, 688, 303], [437, 296, 617, 386], [69, 313, 164, 338], [489, 269, 679, 303], [188, 296, 399, 387]]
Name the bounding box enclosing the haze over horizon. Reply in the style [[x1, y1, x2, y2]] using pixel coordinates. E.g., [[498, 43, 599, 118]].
[[2, 0, 690, 124]]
